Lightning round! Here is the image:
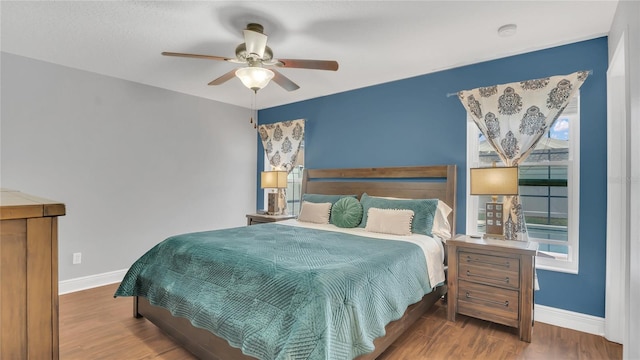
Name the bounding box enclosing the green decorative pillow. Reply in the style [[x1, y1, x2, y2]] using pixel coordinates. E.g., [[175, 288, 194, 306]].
[[330, 197, 363, 228], [359, 193, 438, 236]]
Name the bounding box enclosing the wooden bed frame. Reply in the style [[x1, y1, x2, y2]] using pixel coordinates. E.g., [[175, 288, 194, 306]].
[[133, 164, 457, 360]]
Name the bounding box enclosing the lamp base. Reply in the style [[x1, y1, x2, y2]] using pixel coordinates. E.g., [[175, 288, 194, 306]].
[[267, 193, 279, 215], [485, 201, 505, 239]]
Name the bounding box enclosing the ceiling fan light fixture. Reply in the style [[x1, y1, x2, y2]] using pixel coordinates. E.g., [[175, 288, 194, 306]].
[[235, 67, 274, 92]]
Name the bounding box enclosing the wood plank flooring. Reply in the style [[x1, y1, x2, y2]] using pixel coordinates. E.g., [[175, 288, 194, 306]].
[[59, 284, 621, 359]]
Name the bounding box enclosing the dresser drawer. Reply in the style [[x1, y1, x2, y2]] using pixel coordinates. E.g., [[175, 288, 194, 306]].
[[458, 251, 520, 289], [457, 280, 519, 327]]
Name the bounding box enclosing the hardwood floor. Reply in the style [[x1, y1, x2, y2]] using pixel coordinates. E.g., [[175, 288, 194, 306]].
[[60, 284, 621, 359]]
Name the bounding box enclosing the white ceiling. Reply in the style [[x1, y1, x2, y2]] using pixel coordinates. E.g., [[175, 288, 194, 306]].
[[1, 1, 617, 110]]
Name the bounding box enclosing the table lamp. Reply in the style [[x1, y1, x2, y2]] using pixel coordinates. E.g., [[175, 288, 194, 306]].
[[470, 165, 519, 239], [261, 171, 287, 215]]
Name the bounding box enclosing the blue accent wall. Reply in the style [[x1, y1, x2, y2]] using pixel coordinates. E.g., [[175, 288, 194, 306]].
[[258, 37, 608, 317]]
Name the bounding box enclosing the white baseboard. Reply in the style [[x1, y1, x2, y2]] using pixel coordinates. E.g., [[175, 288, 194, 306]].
[[535, 304, 605, 336], [58, 269, 128, 295], [58, 271, 606, 337]]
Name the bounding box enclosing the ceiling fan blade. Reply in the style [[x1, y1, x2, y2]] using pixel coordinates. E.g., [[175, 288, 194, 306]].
[[275, 59, 339, 71], [243, 29, 268, 58], [162, 52, 232, 62], [271, 69, 300, 92], [208, 69, 238, 86]]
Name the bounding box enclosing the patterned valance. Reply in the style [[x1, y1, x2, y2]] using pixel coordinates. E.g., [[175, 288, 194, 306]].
[[258, 119, 305, 172]]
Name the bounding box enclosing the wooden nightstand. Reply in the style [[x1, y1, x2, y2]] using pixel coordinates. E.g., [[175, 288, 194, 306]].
[[246, 213, 296, 226], [447, 234, 538, 342]]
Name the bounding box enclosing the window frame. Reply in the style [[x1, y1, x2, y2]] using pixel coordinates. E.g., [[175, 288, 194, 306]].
[[262, 143, 304, 216], [465, 95, 580, 274]]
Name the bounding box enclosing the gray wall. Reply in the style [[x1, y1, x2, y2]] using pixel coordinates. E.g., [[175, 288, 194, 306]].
[[608, 1, 640, 358], [1, 52, 257, 281]]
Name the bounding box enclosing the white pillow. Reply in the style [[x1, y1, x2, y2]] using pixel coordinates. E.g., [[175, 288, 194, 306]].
[[362, 195, 453, 240], [433, 200, 453, 241], [297, 201, 332, 224], [364, 208, 414, 236]]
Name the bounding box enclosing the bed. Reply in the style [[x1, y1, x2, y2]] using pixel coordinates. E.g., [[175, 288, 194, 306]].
[[115, 165, 457, 359]]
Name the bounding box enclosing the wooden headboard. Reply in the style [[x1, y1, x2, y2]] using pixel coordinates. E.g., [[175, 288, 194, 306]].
[[301, 165, 457, 236]]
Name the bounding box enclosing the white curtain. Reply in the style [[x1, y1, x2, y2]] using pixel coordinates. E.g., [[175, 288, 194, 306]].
[[458, 71, 588, 240], [258, 119, 305, 214]]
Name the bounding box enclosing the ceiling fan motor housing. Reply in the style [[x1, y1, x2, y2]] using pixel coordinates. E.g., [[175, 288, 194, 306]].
[[245, 23, 265, 34], [235, 43, 273, 62]]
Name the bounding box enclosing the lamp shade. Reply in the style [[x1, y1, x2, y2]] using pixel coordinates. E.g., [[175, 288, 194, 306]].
[[260, 171, 287, 189], [470, 166, 519, 195], [236, 67, 274, 92]]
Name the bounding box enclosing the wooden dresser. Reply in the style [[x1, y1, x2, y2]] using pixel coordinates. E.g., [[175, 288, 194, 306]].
[[1, 189, 65, 359], [447, 234, 537, 342]]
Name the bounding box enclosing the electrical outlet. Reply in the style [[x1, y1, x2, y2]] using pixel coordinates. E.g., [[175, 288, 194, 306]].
[[72, 252, 82, 265]]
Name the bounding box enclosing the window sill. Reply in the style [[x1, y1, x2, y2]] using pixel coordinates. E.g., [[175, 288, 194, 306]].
[[535, 258, 579, 274]]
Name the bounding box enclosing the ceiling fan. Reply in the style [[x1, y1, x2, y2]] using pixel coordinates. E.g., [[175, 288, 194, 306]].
[[162, 23, 339, 92]]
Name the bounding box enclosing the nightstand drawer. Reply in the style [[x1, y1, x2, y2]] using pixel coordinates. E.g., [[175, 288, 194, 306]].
[[457, 280, 519, 327], [246, 213, 296, 226], [248, 218, 270, 225], [459, 252, 520, 289]]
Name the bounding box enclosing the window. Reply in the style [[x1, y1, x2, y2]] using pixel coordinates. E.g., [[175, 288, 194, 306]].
[[466, 94, 580, 273], [263, 142, 304, 216], [286, 158, 304, 216]]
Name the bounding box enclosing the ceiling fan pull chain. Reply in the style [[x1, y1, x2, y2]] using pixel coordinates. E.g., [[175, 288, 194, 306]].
[[253, 92, 258, 129], [250, 91, 257, 129]]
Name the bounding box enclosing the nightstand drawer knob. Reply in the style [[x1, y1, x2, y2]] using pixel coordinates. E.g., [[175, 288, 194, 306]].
[[466, 292, 509, 307], [466, 270, 510, 284], [466, 255, 510, 268]]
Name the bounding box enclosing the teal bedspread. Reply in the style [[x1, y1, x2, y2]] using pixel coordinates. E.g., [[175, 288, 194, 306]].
[[115, 223, 435, 359]]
